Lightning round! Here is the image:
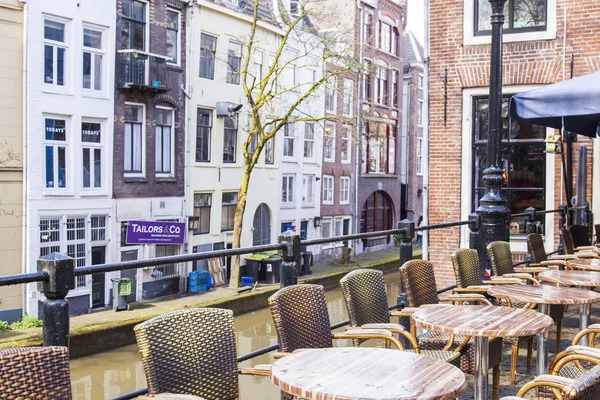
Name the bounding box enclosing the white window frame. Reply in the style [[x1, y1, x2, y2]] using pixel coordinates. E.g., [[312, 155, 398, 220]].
[[166, 8, 181, 66], [340, 176, 350, 204], [418, 101, 424, 127], [303, 122, 315, 159], [155, 106, 175, 177], [325, 76, 337, 113], [459, 86, 556, 254], [43, 115, 69, 191], [321, 218, 332, 239], [82, 24, 105, 93], [81, 119, 104, 190], [302, 174, 315, 206], [43, 16, 69, 89], [253, 50, 263, 83], [464, 0, 557, 46], [227, 41, 242, 85], [282, 174, 295, 206], [416, 137, 423, 176], [124, 102, 146, 177], [283, 122, 295, 159], [290, 0, 300, 17], [322, 175, 334, 205], [324, 123, 336, 162], [341, 125, 351, 164], [342, 79, 353, 116], [418, 74, 424, 90]]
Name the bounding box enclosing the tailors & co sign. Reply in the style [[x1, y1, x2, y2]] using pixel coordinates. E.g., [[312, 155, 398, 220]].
[[126, 220, 186, 245]]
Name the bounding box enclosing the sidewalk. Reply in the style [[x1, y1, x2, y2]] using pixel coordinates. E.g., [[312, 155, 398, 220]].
[[0, 246, 409, 357]]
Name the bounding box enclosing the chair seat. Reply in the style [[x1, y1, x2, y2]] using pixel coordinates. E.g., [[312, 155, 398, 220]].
[[405, 349, 462, 368]]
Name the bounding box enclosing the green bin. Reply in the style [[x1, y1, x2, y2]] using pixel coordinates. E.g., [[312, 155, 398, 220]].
[[111, 278, 131, 311]]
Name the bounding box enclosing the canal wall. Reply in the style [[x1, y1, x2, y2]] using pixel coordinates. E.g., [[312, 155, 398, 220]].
[[0, 247, 409, 358]]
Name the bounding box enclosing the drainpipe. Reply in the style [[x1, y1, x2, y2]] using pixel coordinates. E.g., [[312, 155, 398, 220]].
[[183, 0, 195, 271], [20, 0, 29, 315], [422, 0, 430, 259], [353, 0, 364, 256]]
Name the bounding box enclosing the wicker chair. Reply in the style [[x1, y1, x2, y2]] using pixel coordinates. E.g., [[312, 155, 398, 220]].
[[561, 228, 599, 257], [339, 268, 462, 367], [134, 308, 269, 400], [0, 346, 72, 400], [489, 240, 565, 352], [528, 233, 591, 269], [399, 259, 503, 400], [268, 284, 404, 355], [595, 224, 600, 245], [451, 248, 533, 384], [570, 225, 592, 248]]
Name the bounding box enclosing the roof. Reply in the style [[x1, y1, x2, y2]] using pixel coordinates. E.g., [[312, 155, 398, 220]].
[[205, 0, 276, 23], [403, 30, 424, 71]]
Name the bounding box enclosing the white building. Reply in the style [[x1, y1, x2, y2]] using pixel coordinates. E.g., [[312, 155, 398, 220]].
[[23, 1, 115, 316]]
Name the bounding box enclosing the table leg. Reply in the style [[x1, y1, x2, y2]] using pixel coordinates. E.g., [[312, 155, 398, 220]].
[[537, 303, 549, 376], [579, 303, 591, 345], [474, 336, 488, 400]]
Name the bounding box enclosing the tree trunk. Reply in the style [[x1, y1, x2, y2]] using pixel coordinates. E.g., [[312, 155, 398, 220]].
[[229, 162, 253, 288]]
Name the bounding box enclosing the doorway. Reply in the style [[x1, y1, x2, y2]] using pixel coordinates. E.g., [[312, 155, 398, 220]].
[[91, 247, 106, 309], [252, 203, 271, 246]]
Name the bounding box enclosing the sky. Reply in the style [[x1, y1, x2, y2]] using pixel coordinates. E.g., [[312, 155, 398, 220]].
[[406, 0, 425, 46]]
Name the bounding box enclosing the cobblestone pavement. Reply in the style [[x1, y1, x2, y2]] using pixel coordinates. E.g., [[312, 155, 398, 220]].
[[458, 306, 587, 399]]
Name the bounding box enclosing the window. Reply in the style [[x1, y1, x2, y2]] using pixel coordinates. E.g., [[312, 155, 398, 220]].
[[193, 193, 211, 234], [282, 174, 295, 205], [334, 218, 343, 237], [364, 60, 373, 101], [343, 79, 353, 116], [341, 125, 351, 163], [45, 118, 67, 189], [44, 19, 66, 86], [362, 123, 396, 174], [155, 245, 180, 278], [223, 115, 237, 163], [221, 192, 238, 231], [283, 123, 294, 157], [199, 34, 216, 79], [302, 175, 315, 205], [322, 175, 334, 204], [66, 217, 86, 288], [155, 108, 173, 174], [325, 77, 337, 113], [376, 67, 388, 105], [90, 215, 107, 242], [247, 132, 258, 159], [40, 218, 61, 256], [475, 0, 547, 36], [82, 28, 103, 91], [82, 121, 102, 189], [196, 108, 212, 162], [379, 21, 391, 52], [321, 218, 332, 238], [227, 41, 242, 85], [324, 123, 335, 162], [472, 95, 547, 235], [418, 74, 424, 89], [124, 105, 144, 173], [418, 101, 424, 126], [392, 70, 399, 108], [264, 137, 274, 164], [290, 0, 300, 17], [363, 14, 373, 44], [340, 176, 350, 204], [303, 123, 314, 159], [416, 137, 424, 175], [121, 0, 147, 85], [253, 50, 263, 82], [166, 9, 180, 64]]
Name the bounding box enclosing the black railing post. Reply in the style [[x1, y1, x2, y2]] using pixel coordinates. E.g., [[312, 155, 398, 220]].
[[278, 233, 300, 288], [396, 219, 414, 346], [469, 213, 481, 251], [37, 253, 75, 348], [584, 202, 593, 241]]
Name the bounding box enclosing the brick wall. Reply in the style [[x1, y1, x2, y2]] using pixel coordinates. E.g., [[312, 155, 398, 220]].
[[429, 0, 600, 287]]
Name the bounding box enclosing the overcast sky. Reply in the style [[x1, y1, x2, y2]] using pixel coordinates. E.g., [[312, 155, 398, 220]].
[[406, 0, 425, 46]]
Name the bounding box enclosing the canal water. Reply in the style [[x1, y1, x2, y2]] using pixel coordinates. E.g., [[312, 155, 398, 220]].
[[70, 274, 401, 400]]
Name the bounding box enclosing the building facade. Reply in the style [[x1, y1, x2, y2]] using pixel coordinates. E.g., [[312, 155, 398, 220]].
[[428, 0, 599, 287], [23, 0, 116, 316], [0, 0, 23, 322]]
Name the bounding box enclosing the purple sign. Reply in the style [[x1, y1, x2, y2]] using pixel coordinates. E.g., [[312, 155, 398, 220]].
[[126, 220, 186, 245]]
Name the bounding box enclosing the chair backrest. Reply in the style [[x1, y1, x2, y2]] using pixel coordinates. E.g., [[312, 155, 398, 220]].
[[268, 284, 332, 352], [570, 224, 592, 247], [486, 241, 515, 276], [561, 228, 576, 255], [450, 248, 482, 288], [399, 260, 439, 307], [595, 224, 600, 245], [0, 346, 72, 400], [527, 233, 548, 263], [564, 363, 600, 399], [134, 308, 238, 399], [340, 269, 390, 327]]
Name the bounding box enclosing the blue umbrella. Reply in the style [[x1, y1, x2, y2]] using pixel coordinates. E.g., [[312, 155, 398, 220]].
[[509, 71, 600, 137]]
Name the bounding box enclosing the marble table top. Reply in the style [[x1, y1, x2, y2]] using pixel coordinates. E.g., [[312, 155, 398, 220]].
[[566, 258, 600, 271], [411, 305, 553, 338], [270, 347, 467, 400], [487, 284, 600, 305], [538, 270, 600, 287]]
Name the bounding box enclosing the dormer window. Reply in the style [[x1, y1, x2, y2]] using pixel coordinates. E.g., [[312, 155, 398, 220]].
[[290, 0, 300, 17]]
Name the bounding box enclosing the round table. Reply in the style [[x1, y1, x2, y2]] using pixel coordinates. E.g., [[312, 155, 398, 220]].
[[567, 258, 600, 272], [411, 305, 553, 400], [487, 285, 600, 372], [270, 347, 467, 400]]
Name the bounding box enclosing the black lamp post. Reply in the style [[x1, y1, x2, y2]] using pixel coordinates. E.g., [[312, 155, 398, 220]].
[[476, 0, 510, 277]]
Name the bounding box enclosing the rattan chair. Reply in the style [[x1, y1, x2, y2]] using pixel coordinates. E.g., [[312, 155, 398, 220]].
[[399, 259, 503, 400], [451, 248, 533, 384], [571, 225, 592, 248], [528, 233, 589, 269], [339, 268, 462, 367], [0, 346, 72, 400], [594, 224, 600, 245], [268, 284, 404, 355], [561, 228, 599, 257], [134, 308, 269, 399], [488, 240, 565, 352]]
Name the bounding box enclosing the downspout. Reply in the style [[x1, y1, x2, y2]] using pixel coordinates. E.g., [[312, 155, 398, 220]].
[[403, 72, 411, 218], [422, 0, 430, 259], [20, 0, 29, 315], [184, 0, 195, 266], [354, 0, 364, 256]]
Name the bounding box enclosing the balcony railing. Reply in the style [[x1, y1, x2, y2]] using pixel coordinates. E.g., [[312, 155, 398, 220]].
[[117, 50, 169, 92]]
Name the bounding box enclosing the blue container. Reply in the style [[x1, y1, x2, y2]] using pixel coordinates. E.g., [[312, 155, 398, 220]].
[[241, 276, 253, 287], [188, 271, 211, 293]]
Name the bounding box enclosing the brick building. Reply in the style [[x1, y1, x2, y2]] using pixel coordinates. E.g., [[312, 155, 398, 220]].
[[113, 0, 188, 301], [428, 0, 599, 286]]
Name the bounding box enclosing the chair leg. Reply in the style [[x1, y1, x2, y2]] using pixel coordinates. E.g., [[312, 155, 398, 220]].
[[526, 337, 533, 374], [556, 320, 562, 353], [492, 364, 500, 400], [510, 342, 518, 384]]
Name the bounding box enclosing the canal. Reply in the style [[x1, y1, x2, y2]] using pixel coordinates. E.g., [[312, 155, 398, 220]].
[[70, 273, 401, 399]]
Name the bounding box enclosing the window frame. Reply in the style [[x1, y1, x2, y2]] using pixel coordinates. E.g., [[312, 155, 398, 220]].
[[362, 123, 396, 175], [323, 122, 336, 162], [196, 108, 212, 163], [221, 192, 238, 232], [281, 174, 295, 206], [199, 33, 217, 80], [325, 76, 337, 113], [82, 25, 105, 92], [416, 137, 424, 176], [474, 0, 548, 36], [418, 100, 424, 127], [223, 114, 238, 163], [227, 41, 242, 85], [193, 193, 212, 235], [302, 174, 315, 206], [81, 119, 104, 190], [165, 8, 181, 65], [322, 175, 334, 205], [43, 17, 68, 88], [321, 218, 332, 239], [155, 106, 174, 176], [340, 176, 350, 204], [303, 122, 315, 159], [44, 116, 68, 190], [283, 123, 294, 158], [123, 103, 146, 176], [341, 125, 351, 164], [342, 79, 353, 116], [264, 136, 275, 165]]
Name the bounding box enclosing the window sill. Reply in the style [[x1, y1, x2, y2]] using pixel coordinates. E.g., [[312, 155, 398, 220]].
[[124, 176, 148, 183], [42, 191, 74, 197], [193, 231, 211, 236], [360, 173, 397, 179], [281, 204, 295, 209], [79, 191, 108, 197], [156, 176, 177, 183], [81, 91, 110, 100], [324, 158, 335, 163], [220, 163, 239, 168], [464, 29, 556, 46], [301, 204, 315, 209], [282, 158, 298, 164], [339, 201, 350, 205], [194, 161, 213, 166], [167, 64, 183, 72], [341, 160, 351, 165], [323, 201, 334, 206], [42, 87, 73, 96]]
